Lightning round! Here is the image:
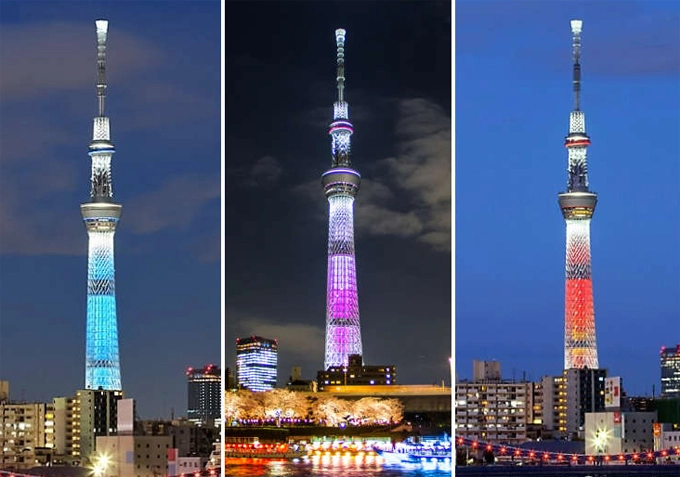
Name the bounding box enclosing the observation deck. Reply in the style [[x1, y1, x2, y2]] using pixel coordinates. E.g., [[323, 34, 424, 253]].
[[322, 167, 361, 198], [558, 191, 597, 220]]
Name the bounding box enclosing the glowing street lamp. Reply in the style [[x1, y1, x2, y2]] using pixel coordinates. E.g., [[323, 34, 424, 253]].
[[92, 454, 110, 477]]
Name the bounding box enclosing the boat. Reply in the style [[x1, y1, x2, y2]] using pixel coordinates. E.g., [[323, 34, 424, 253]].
[[374, 436, 453, 464], [205, 440, 221, 470], [224, 437, 307, 460]]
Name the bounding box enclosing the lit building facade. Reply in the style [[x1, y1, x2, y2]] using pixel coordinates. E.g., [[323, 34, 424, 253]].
[[186, 364, 221, 425], [455, 380, 537, 446], [541, 374, 567, 434], [317, 354, 396, 390], [660, 344, 680, 398], [322, 28, 364, 370], [0, 402, 54, 470], [52, 396, 78, 463], [558, 20, 599, 370], [236, 336, 278, 392], [81, 20, 123, 391]]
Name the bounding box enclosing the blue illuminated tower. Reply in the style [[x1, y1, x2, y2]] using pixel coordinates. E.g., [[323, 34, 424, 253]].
[[81, 20, 123, 390]]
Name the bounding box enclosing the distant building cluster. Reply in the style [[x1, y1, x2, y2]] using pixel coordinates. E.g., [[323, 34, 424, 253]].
[[0, 375, 221, 473], [455, 357, 680, 462]]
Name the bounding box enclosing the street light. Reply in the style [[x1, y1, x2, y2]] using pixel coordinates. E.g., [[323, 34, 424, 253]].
[[92, 454, 110, 477]]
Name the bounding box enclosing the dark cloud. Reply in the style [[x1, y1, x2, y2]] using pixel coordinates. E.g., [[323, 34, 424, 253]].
[[247, 155, 283, 187], [124, 173, 220, 234], [0, 22, 161, 101]]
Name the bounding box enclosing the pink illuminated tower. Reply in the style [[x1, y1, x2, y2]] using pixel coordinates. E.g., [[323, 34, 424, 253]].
[[558, 20, 599, 370], [322, 28, 363, 370]]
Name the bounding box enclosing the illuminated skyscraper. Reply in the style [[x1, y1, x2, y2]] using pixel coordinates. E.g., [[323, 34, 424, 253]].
[[322, 28, 363, 370], [660, 344, 680, 398], [186, 364, 221, 424], [81, 20, 123, 390], [558, 20, 599, 370], [236, 336, 278, 392]]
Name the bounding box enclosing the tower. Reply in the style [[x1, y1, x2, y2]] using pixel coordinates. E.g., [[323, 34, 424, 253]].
[[558, 20, 599, 370], [81, 20, 123, 390], [322, 29, 363, 370]]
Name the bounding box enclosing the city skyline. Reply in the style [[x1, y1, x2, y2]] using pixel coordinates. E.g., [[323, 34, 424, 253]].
[[225, 1, 452, 386], [456, 0, 679, 395], [0, 1, 220, 418]]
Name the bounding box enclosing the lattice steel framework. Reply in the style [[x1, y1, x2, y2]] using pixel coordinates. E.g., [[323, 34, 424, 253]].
[[558, 20, 599, 370], [322, 29, 363, 370], [81, 20, 123, 390]]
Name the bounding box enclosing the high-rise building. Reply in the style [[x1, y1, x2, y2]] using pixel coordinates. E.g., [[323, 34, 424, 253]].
[[81, 20, 123, 391], [236, 336, 278, 392], [563, 368, 607, 437], [186, 364, 221, 424], [661, 344, 680, 398], [74, 389, 122, 463], [322, 29, 364, 370], [558, 20, 599, 370], [541, 374, 567, 433]]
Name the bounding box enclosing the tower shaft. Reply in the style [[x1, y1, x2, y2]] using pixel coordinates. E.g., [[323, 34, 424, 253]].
[[81, 20, 122, 390], [323, 29, 363, 370], [559, 20, 598, 370]]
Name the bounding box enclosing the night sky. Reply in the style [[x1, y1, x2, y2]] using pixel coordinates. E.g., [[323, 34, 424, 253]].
[[0, 1, 221, 418], [225, 1, 452, 387], [456, 1, 680, 395]]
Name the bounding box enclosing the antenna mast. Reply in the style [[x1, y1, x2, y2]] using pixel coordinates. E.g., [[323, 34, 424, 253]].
[[571, 20, 582, 111], [95, 19, 108, 117], [335, 29, 346, 102]]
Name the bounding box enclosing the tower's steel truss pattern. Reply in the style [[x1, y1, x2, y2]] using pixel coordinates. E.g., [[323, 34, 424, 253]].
[[81, 20, 123, 390], [323, 29, 363, 370], [558, 21, 599, 370]]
